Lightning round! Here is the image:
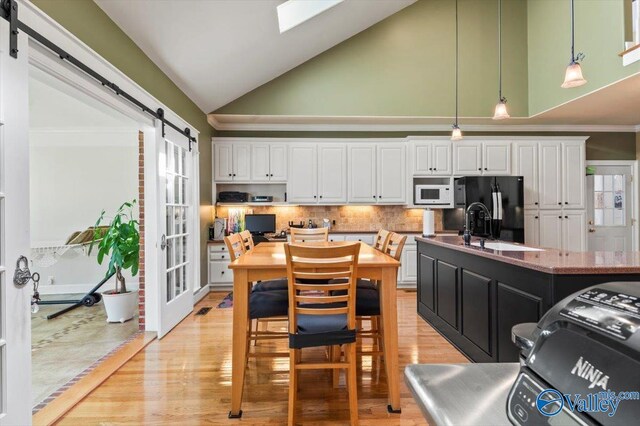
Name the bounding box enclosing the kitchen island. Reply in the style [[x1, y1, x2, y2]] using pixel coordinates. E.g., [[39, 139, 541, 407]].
[[416, 236, 640, 362]]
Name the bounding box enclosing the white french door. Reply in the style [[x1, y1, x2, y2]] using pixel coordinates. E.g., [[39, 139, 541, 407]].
[[157, 127, 195, 337], [0, 19, 32, 425]]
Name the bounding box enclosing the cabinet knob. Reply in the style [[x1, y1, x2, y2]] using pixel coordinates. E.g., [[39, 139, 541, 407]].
[[221, 271, 225, 275], [265, 173, 269, 177], [228, 173, 232, 177], [221, 255, 225, 258], [565, 202, 568, 205], [484, 168, 488, 171], [270, 174, 273, 177], [478, 168, 482, 171], [558, 202, 562, 205], [534, 202, 538, 205], [535, 216, 539, 219], [565, 216, 568, 219], [313, 195, 317, 198], [221, 247, 225, 250], [233, 173, 236, 177], [379, 196, 382, 198], [558, 216, 562, 219], [319, 195, 323, 198]]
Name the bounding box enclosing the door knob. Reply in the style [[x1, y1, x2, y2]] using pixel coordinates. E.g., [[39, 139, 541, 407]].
[[588, 228, 596, 233], [160, 234, 167, 250]]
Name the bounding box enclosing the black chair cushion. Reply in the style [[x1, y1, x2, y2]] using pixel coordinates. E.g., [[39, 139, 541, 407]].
[[249, 290, 288, 320], [289, 313, 356, 349], [252, 279, 288, 292], [330, 287, 380, 316], [329, 278, 376, 289]]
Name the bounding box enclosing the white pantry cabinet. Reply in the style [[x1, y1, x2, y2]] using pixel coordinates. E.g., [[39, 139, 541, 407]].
[[524, 210, 540, 246], [538, 142, 563, 209], [562, 142, 586, 209], [514, 142, 539, 208], [413, 140, 452, 175], [537, 210, 586, 251], [213, 143, 251, 182], [453, 140, 511, 175]]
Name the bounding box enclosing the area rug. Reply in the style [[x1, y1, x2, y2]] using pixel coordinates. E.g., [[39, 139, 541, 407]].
[[217, 292, 233, 308]]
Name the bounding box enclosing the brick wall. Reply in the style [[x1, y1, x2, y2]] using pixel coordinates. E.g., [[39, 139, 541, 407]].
[[138, 131, 145, 330]]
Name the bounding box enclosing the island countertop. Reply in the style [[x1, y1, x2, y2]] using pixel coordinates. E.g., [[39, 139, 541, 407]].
[[416, 235, 640, 275]]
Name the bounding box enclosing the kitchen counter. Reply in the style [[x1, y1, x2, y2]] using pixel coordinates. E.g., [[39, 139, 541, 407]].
[[417, 235, 640, 275], [416, 236, 640, 362], [405, 363, 519, 426]]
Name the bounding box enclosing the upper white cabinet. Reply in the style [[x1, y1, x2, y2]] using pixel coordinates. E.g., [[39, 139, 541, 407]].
[[250, 144, 288, 182], [453, 141, 483, 175], [214, 143, 250, 182], [348, 145, 377, 203], [318, 144, 347, 203], [514, 142, 539, 208], [289, 145, 317, 203], [413, 140, 452, 175], [453, 140, 510, 175], [538, 142, 563, 209], [377, 144, 406, 203], [347, 143, 405, 204], [562, 141, 585, 209], [482, 141, 511, 175], [538, 141, 585, 210]]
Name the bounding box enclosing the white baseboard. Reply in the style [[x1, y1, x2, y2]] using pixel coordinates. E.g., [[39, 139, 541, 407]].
[[209, 283, 232, 293], [194, 285, 210, 303]]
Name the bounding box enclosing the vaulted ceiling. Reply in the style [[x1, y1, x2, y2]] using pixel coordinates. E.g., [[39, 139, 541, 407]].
[[95, 0, 416, 113]]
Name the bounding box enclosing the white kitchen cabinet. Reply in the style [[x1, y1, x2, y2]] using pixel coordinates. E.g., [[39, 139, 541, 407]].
[[413, 141, 452, 175], [250, 144, 270, 181], [348, 145, 377, 203], [538, 142, 563, 209], [377, 144, 406, 203], [514, 142, 539, 208], [269, 144, 288, 182], [213, 143, 250, 181], [213, 143, 233, 182], [289, 145, 318, 203], [562, 210, 587, 252], [483, 141, 511, 175], [401, 244, 418, 283], [208, 244, 233, 287], [318, 144, 347, 203], [454, 141, 483, 175], [232, 144, 251, 181], [562, 142, 585, 209], [524, 210, 540, 246], [328, 234, 346, 242], [344, 234, 375, 245], [539, 210, 563, 250]]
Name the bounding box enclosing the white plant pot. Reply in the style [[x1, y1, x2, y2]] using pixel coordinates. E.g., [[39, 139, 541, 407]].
[[102, 289, 138, 323]]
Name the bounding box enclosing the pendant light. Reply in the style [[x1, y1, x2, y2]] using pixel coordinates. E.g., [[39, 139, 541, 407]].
[[492, 0, 510, 120], [451, 0, 463, 141], [561, 0, 586, 88]]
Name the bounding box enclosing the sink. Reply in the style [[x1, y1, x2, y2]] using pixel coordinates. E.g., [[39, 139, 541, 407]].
[[470, 241, 544, 252]]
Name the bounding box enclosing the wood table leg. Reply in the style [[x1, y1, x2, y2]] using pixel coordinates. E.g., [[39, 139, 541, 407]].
[[380, 267, 401, 413], [229, 269, 249, 418]]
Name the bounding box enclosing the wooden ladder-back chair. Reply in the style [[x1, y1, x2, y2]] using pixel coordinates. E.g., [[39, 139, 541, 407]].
[[289, 227, 329, 243], [223, 234, 289, 359], [285, 243, 360, 426], [239, 230, 255, 252]]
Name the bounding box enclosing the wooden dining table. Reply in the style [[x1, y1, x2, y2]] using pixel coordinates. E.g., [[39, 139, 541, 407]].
[[227, 241, 402, 418]]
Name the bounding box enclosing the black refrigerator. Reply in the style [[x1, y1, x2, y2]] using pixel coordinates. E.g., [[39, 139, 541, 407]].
[[443, 176, 525, 243]]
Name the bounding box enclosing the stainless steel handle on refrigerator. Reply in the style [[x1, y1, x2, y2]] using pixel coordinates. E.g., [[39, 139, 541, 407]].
[[160, 234, 167, 250]]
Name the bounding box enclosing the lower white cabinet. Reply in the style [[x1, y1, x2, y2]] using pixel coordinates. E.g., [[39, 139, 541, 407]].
[[400, 244, 417, 284], [208, 243, 233, 287], [524, 210, 540, 247], [536, 209, 586, 251]]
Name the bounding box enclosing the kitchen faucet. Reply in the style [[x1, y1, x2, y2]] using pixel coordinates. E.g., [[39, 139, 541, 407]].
[[463, 202, 493, 246]]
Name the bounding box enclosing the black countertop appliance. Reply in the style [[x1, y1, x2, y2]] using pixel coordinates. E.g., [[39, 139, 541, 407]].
[[508, 282, 640, 425], [443, 176, 524, 243]]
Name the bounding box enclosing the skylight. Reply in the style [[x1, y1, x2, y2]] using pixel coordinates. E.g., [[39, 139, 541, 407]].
[[277, 0, 344, 33]]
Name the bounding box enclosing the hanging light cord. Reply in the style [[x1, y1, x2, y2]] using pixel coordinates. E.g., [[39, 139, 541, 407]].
[[498, 0, 504, 102], [455, 0, 459, 126], [570, 0, 585, 63]]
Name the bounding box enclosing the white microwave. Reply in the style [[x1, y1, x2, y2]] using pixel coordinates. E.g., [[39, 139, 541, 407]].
[[414, 184, 453, 206]]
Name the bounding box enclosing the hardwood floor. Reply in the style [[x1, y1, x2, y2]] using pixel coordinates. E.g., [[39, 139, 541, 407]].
[[55, 290, 468, 425]]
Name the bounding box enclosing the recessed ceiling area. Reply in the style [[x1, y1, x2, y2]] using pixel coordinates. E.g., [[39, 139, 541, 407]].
[[95, 0, 416, 113]]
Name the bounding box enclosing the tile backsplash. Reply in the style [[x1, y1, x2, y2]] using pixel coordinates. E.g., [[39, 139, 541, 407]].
[[214, 205, 443, 233]]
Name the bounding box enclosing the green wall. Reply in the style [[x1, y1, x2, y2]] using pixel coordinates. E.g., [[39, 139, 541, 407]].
[[217, 130, 636, 161], [527, 0, 640, 115], [31, 0, 214, 287], [216, 0, 529, 118]]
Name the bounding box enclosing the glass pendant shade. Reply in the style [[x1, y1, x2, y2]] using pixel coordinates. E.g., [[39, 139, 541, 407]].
[[451, 125, 463, 141], [492, 100, 510, 120], [561, 62, 587, 88]]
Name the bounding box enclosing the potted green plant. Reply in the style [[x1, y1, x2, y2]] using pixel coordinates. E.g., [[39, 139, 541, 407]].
[[90, 200, 140, 323]]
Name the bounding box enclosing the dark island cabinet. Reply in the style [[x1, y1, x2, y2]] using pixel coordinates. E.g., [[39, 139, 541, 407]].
[[416, 240, 639, 362]]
